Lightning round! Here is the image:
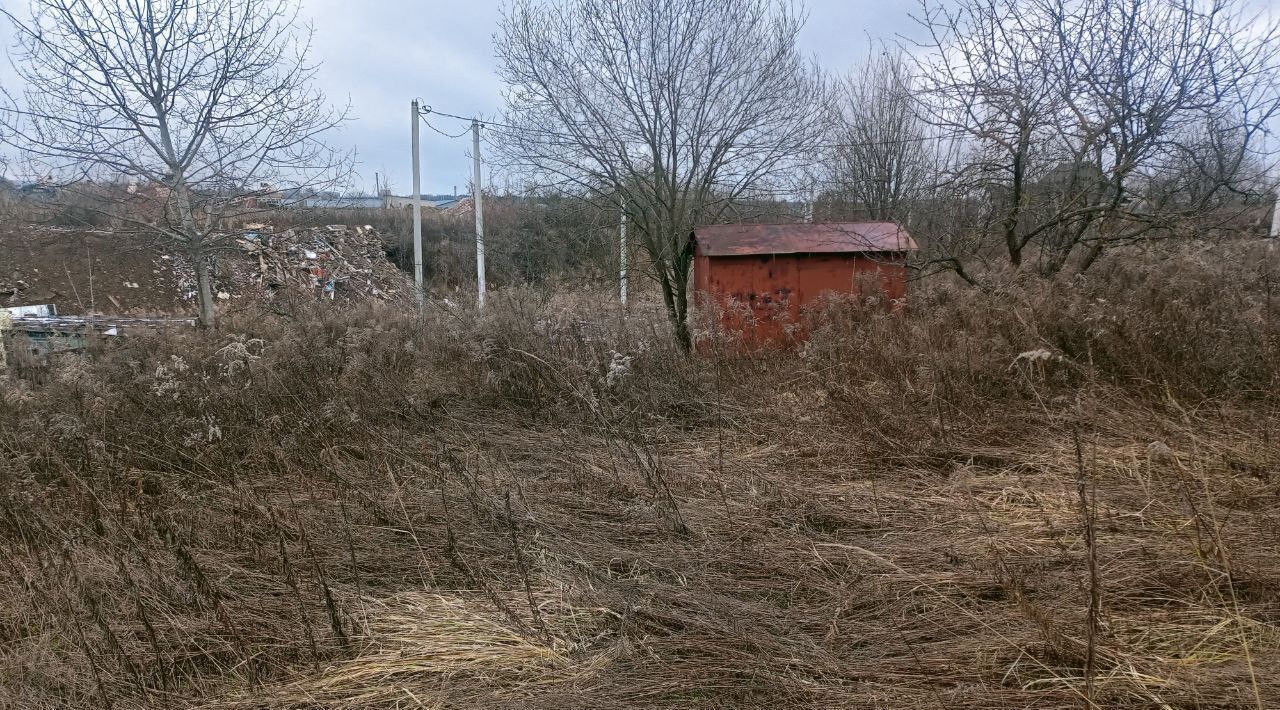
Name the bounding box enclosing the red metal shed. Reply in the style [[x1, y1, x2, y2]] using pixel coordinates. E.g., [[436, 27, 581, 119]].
[[692, 222, 917, 346]]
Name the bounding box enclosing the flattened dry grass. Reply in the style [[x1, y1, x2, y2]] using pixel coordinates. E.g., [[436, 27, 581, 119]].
[[1, 242, 1278, 709], [203, 592, 610, 708]]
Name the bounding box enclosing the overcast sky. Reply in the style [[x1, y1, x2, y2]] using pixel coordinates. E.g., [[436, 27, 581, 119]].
[[2, 0, 1275, 194], [293, 0, 923, 196], [0, 0, 917, 194]]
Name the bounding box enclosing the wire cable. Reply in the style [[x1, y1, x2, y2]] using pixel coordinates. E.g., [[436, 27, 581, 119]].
[[417, 101, 969, 200], [419, 113, 470, 139], [419, 102, 947, 151]]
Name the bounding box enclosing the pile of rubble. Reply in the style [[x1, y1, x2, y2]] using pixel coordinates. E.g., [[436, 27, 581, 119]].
[[0, 222, 411, 315], [231, 224, 409, 302], [441, 196, 475, 219]]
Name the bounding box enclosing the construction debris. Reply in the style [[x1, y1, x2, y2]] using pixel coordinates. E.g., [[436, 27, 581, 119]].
[[230, 224, 409, 302], [441, 196, 476, 219], [0, 223, 410, 316]]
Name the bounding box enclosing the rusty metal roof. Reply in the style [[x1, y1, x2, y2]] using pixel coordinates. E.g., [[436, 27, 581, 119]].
[[693, 222, 917, 256]]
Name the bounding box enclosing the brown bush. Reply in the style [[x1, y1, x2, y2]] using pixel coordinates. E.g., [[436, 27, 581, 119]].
[[1, 241, 1277, 708]]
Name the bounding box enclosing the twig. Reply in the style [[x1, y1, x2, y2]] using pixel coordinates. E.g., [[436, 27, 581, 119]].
[[1073, 428, 1100, 707]]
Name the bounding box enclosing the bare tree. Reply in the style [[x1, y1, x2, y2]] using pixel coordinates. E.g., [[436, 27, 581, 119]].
[[911, 0, 1280, 274], [1, 0, 347, 327], [829, 48, 934, 223], [495, 0, 828, 350], [1144, 111, 1269, 212]]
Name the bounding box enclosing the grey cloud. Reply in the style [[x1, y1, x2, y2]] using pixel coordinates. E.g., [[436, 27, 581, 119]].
[[308, 0, 918, 194]]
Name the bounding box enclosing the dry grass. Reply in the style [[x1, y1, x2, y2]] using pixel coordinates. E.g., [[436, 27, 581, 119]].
[[204, 592, 605, 708], [1, 239, 1278, 709]]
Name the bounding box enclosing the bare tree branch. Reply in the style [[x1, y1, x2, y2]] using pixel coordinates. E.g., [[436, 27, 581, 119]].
[[494, 0, 830, 349], [0, 0, 350, 326]]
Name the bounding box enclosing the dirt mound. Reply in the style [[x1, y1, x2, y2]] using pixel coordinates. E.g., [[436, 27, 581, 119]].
[[0, 225, 185, 314], [0, 223, 410, 315]]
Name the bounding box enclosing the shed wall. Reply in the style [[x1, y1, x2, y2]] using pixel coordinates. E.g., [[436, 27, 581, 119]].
[[695, 252, 906, 346]]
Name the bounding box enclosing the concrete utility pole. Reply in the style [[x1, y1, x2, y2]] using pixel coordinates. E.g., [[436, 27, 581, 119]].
[[472, 120, 486, 307], [411, 100, 424, 306], [1271, 138, 1280, 238], [1267, 131, 1279, 239], [1271, 189, 1280, 238], [803, 178, 816, 224], [619, 198, 628, 306]]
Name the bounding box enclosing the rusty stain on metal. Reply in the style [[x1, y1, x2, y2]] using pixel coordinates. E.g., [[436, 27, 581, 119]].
[[692, 222, 917, 348]]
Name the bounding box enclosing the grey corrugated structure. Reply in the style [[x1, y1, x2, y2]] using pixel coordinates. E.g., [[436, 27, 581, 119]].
[[302, 195, 386, 209], [382, 194, 466, 210]]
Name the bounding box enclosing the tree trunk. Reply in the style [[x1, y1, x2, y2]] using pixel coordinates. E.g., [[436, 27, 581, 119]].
[[193, 253, 217, 329], [1077, 241, 1105, 273], [1006, 239, 1023, 268], [172, 181, 216, 328], [1003, 132, 1029, 268], [672, 238, 695, 353], [656, 265, 693, 353], [672, 283, 691, 352]]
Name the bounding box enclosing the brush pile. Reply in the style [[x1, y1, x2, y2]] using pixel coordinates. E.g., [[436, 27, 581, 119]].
[[1, 240, 1278, 709], [231, 224, 409, 302]]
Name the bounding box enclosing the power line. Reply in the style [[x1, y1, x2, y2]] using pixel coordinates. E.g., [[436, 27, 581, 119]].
[[419, 113, 470, 139], [416, 101, 963, 201], [420, 106, 487, 126], [419, 103, 944, 152]]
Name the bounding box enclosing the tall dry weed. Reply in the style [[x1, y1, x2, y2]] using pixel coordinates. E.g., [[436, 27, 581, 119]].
[[1, 240, 1277, 708]]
